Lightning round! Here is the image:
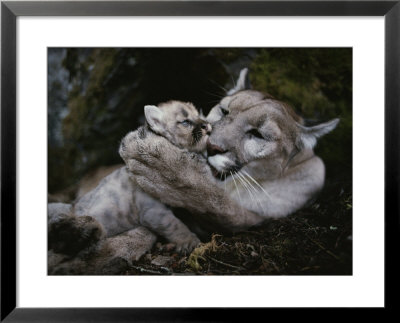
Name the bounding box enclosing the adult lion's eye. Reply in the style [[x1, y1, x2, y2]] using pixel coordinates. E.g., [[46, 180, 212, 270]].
[[246, 129, 264, 139], [220, 107, 229, 116], [180, 120, 193, 127]]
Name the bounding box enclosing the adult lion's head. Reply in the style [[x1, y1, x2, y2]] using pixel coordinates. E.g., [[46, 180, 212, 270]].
[[206, 68, 339, 181]]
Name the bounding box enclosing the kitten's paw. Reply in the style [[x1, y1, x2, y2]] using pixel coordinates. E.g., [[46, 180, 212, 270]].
[[173, 234, 201, 254], [106, 226, 157, 263]]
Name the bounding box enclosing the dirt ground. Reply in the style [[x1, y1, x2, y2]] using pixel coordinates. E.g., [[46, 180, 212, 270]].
[[124, 178, 352, 276], [48, 171, 352, 276]]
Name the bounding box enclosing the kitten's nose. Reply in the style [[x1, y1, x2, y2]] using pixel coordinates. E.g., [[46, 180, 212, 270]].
[[201, 123, 212, 135], [207, 139, 226, 156]]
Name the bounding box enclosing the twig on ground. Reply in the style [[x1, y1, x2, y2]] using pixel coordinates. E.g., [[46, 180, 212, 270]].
[[160, 266, 172, 274], [306, 235, 341, 261], [260, 245, 280, 272], [130, 265, 167, 275], [206, 255, 245, 271]]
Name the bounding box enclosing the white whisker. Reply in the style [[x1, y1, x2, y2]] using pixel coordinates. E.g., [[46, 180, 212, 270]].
[[230, 74, 236, 89], [242, 170, 271, 199], [208, 78, 228, 93], [237, 171, 263, 209], [235, 172, 254, 201], [235, 171, 259, 207], [230, 171, 243, 207], [224, 173, 227, 192], [237, 171, 257, 194]]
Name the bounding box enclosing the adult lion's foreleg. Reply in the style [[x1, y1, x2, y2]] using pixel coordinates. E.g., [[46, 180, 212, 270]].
[[119, 131, 264, 231]]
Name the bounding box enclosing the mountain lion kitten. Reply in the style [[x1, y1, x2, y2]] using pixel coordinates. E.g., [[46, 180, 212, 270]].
[[49, 101, 211, 260]]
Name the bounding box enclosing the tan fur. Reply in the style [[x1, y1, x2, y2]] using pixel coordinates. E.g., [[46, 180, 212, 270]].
[[75, 164, 125, 201], [148, 100, 211, 153], [48, 164, 123, 203], [48, 101, 210, 273], [206, 88, 338, 218], [122, 69, 339, 230], [48, 226, 157, 275]]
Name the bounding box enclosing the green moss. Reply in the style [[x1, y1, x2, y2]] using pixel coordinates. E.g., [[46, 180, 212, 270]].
[[250, 48, 352, 180]]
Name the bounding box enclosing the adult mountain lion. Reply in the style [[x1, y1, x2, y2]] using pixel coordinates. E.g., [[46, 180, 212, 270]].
[[121, 68, 339, 231]]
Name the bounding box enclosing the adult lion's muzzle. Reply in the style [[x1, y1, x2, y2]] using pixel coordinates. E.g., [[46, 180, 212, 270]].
[[206, 139, 226, 156]]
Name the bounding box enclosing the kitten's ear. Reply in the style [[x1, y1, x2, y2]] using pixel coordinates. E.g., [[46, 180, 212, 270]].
[[144, 105, 165, 134], [296, 118, 340, 149], [227, 68, 251, 95]]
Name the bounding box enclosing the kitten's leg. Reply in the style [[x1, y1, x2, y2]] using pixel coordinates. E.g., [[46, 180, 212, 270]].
[[48, 202, 72, 224], [106, 226, 157, 262], [48, 203, 105, 256], [140, 204, 200, 254], [49, 226, 157, 274]]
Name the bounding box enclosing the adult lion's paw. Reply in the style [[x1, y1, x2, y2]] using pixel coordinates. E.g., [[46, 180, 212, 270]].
[[119, 128, 172, 164]]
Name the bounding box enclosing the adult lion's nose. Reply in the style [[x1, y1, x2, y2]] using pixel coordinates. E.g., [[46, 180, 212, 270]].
[[207, 140, 226, 156]]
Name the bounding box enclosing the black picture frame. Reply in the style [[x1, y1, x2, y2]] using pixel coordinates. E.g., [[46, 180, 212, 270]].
[[1, 1, 398, 321]]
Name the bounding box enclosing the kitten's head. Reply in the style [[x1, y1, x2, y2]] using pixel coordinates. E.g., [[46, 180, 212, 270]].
[[144, 100, 211, 152]]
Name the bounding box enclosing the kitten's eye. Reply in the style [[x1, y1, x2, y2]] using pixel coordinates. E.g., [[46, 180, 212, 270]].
[[220, 107, 229, 116], [246, 129, 264, 139], [180, 120, 193, 127]]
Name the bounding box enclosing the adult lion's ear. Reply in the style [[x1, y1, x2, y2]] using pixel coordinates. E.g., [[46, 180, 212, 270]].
[[227, 68, 251, 95], [296, 118, 340, 149], [144, 105, 165, 134], [199, 108, 206, 119]]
